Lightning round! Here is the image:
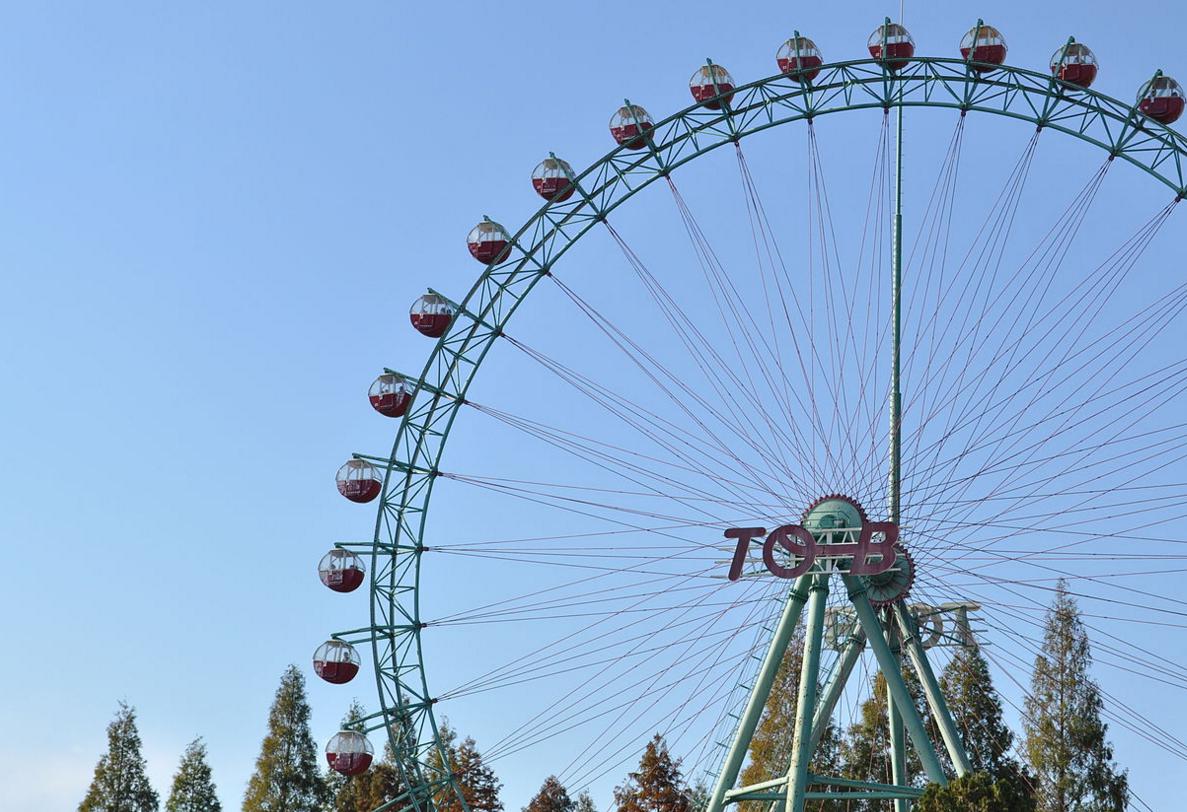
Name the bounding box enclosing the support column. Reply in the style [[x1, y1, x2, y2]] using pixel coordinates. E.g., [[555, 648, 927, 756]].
[[785, 575, 829, 812], [706, 575, 813, 812], [885, 614, 909, 812], [808, 623, 865, 754], [842, 575, 947, 785], [895, 601, 972, 776]]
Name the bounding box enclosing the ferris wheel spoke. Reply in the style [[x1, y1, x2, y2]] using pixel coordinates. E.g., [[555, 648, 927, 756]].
[[553, 583, 776, 785], [479, 576, 775, 763], [904, 199, 1180, 504], [904, 158, 1114, 505], [967, 597, 1187, 753], [596, 210, 816, 490], [462, 400, 792, 524], [502, 331, 802, 507], [913, 571, 1187, 697], [662, 175, 825, 483], [905, 131, 1042, 449], [906, 358, 1187, 558], [903, 284, 1187, 537]]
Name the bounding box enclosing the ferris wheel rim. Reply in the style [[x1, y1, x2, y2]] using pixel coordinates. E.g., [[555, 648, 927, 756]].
[[356, 54, 1187, 810]]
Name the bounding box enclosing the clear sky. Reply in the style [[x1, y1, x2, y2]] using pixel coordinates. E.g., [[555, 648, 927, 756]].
[[3, 1, 1187, 811]]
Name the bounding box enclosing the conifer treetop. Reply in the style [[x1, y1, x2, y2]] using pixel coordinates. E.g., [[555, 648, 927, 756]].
[[79, 701, 160, 812]]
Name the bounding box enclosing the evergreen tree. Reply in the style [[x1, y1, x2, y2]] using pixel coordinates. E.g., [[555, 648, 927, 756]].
[[524, 776, 575, 812], [613, 734, 690, 812], [326, 701, 402, 812], [684, 780, 709, 812], [941, 645, 1016, 775], [575, 790, 599, 812], [916, 772, 1035, 812], [80, 702, 160, 812], [242, 665, 330, 812], [1023, 583, 1127, 812], [839, 667, 940, 809], [839, 673, 893, 810], [429, 720, 504, 812], [164, 738, 220, 812], [940, 644, 1033, 802]]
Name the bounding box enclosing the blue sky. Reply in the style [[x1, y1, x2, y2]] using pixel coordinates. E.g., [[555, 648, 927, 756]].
[[3, 1, 1187, 810]]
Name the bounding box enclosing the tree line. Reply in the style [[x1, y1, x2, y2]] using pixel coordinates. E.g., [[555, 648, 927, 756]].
[[79, 581, 1128, 812]]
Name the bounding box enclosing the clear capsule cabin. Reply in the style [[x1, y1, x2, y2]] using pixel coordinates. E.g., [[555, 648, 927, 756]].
[[689, 64, 735, 109], [326, 730, 373, 776], [960, 23, 1007, 71], [776, 36, 823, 82], [467, 219, 511, 264], [409, 292, 454, 338], [867, 22, 915, 71], [531, 157, 575, 202], [318, 548, 366, 593], [1050, 42, 1098, 88], [336, 459, 382, 504], [313, 640, 361, 685], [609, 104, 654, 150], [368, 372, 413, 418], [1138, 75, 1185, 125]]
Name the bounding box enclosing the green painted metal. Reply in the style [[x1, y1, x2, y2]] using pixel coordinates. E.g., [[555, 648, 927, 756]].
[[887, 39, 909, 811], [842, 576, 947, 785], [784, 576, 829, 812], [705, 576, 813, 812], [895, 602, 973, 776], [343, 53, 1187, 812], [886, 619, 910, 812], [807, 624, 864, 754]]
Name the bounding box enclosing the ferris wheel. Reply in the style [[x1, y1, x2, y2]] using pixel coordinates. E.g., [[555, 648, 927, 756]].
[[311, 17, 1187, 812]]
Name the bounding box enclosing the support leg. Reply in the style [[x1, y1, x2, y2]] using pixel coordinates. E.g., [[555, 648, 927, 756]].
[[894, 601, 972, 776], [706, 575, 813, 812], [807, 623, 865, 755], [841, 575, 947, 785], [886, 616, 909, 812], [785, 575, 828, 812]]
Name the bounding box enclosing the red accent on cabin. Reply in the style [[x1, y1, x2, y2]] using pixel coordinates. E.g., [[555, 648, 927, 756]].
[[337, 478, 381, 504], [690, 82, 735, 109], [777, 55, 823, 82], [868, 41, 914, 70], [468, 239, 510, 264], [1056, 63, 1097, 88], [961, 43, 1007, 71], [370, 391, 411, 418], [410, 311, 452, 338], [1140, 96, 1185, 125], [533, 177, 575, 202], [611, 122, 653, 150], [321, 566, 365, 593], [327, 751, 373, 776], [314, 659, 360, 685]]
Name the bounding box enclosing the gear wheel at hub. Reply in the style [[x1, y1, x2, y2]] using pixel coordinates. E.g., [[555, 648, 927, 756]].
[[865, 544, 914, 606], [801, 494, 868, 535]]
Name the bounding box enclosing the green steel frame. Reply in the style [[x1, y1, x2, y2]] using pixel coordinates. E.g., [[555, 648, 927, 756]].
[[336, 53, 1187, 812]]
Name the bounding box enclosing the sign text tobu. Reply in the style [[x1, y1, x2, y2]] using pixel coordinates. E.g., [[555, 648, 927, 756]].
[[724, 522, 900, 581]]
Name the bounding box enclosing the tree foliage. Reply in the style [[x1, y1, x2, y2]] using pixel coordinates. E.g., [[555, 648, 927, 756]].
[[1023, 583, 1127, 812], [613, 735, 691, 812], [164, 738, 220, 812], [429, 720, 504, 812], [80, 702, 160, 812], [242, 665, 330, 812], [916, 771, 1035, 812], [524, 776, 575, 812], [575, 791, 599, 812]]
